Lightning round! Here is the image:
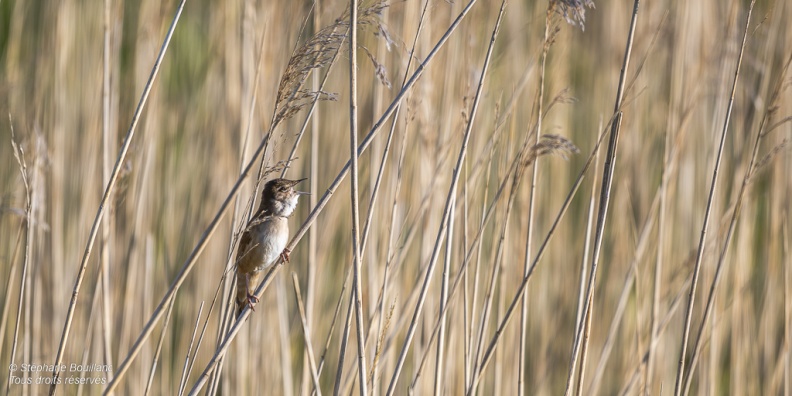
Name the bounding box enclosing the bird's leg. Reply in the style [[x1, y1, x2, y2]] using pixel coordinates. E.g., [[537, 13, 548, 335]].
[[245, 273, 260, 310], [280, 247, 291, 263]]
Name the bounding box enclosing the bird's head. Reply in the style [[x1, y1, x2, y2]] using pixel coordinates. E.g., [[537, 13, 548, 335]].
[[260, 178, 309, 217]]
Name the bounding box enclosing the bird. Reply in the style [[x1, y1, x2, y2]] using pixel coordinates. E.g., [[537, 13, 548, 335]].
[[235, 178, 308, 316]]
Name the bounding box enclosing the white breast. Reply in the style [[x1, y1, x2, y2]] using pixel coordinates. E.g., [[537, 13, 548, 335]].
[[251, 217, 289, 271]]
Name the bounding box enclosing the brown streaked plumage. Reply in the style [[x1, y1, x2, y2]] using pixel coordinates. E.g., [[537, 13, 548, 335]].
[[235, 178, 308, 316]]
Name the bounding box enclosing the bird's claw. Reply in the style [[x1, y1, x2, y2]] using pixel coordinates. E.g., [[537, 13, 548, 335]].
[[280, 248, 291, 263], [246, 293, 260, 311]]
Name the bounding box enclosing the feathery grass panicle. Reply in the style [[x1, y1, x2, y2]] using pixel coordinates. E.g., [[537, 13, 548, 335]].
[[527, 134, 580, 164], [274, 0, 392, 126], [552, 0, 596, 30]]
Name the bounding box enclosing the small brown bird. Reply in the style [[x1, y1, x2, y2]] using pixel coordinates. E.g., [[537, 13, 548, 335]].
[[235, 178, 308, 316]]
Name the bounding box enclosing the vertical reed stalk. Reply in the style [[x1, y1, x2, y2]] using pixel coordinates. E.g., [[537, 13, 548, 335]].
[[673, 3, 754, 394], [304, 2, 321, 393], [518, 6, 552, 394], [99, 0, 115, 379], [7, 120, 32, 396], [143, 298, 175, 396], [348, 1, 369, 394], [334, 289, 355, 396], [564, 2, 640, 393], [434, 197, 455, 395], [645, 123, 671, 395]]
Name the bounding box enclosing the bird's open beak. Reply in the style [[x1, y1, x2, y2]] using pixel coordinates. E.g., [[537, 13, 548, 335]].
[[293, 178, 309, 195]]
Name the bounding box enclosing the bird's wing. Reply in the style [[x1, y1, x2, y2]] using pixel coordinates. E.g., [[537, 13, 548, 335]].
[[236, 213, 275, 269], [236, 228, 253, 267]]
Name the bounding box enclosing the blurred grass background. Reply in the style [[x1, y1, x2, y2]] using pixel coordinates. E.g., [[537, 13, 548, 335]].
[[1, 0, 791, 394]]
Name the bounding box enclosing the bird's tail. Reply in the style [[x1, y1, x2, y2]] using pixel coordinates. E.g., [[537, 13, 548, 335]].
[[235, 270, 249, 318], [235, 270, 261, 318]]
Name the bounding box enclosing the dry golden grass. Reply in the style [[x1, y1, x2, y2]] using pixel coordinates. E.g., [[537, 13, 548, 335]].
[[1, 0, 791, 395]]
